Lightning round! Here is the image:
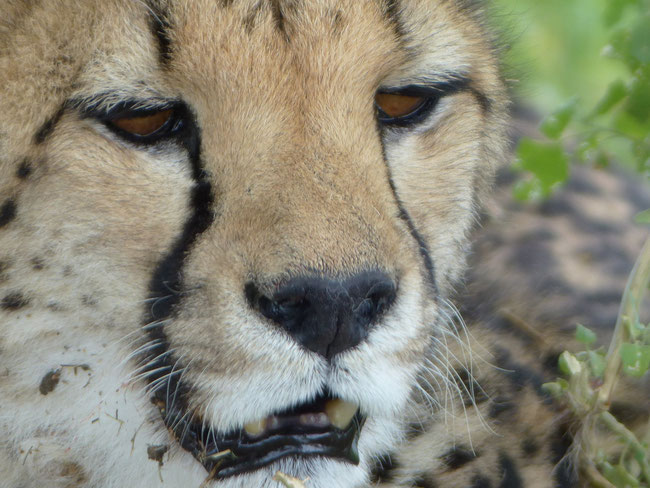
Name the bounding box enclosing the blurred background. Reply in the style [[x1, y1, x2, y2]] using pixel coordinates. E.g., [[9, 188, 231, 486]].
[[487, 0, 649, 191]]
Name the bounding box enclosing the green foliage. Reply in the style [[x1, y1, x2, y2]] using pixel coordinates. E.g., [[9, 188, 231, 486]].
[[490, 1, 650, 484], [495, 0, 650, 185], [542, 238, 650, 486], [513, 140, 569, 200]]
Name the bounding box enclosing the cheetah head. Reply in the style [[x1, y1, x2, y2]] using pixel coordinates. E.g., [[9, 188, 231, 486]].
[[0, 1, 507, 486]]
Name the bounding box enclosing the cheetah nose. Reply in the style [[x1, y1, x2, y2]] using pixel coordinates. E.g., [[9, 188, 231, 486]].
[[245, 271, 397, 360]]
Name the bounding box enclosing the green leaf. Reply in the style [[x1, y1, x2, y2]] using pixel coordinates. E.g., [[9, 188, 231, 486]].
[[588, 351, 606, 378], [634, 209, 650, 224], [576, 324, 598, 346], [542, 381, 564, 398], [603, 0, 633, 27], [540, 98, 578, 139], [513, 179, 543, 202], [558, 351, 582, 376], [591, 80, 628, 117], [620, 343, 650, 377], [625, 72, 650, 123], [516, 139, 569, 196], [630, 15, 650, 63], [623, 315, 647, 340]]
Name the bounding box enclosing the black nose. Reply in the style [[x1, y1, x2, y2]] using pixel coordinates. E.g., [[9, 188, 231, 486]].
[[245, 271, 397, 360]]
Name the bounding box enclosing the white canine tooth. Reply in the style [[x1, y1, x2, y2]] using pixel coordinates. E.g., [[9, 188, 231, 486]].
[[325, 399, 358, 430], [244, 417, 267, 436]]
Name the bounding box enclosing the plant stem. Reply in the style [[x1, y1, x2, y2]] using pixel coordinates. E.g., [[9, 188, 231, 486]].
[[599, 237, 650, 405], [599, 411, 650, 481]]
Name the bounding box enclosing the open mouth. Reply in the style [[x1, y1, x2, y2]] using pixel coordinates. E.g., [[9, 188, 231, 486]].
[[153, 390, 364, 478]]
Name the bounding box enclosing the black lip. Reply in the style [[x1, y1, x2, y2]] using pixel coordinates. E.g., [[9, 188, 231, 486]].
[[152, 390, 364, 478]]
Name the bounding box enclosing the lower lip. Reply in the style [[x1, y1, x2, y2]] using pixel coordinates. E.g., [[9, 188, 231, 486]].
[[192, 413, 364, 478]]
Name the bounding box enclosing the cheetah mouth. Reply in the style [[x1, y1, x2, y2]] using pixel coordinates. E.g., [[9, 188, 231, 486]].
[[153, 391, 363, 478]]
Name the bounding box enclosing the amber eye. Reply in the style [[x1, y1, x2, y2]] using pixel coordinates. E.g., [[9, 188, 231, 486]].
[[375, 93, 426, 119], [109, 109, 174, 137]]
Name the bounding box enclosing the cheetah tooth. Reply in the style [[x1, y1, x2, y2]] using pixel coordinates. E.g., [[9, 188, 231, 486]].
[[325, 399, 358, 430]]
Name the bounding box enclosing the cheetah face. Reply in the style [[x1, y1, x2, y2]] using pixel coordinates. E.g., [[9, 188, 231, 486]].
[[0, 0, 507, 486]]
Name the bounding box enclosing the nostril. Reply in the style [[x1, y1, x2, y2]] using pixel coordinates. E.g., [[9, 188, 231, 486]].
[[245, 281, 310, 326], [258, 295, 308, 324], [365, 280, 397, 316]]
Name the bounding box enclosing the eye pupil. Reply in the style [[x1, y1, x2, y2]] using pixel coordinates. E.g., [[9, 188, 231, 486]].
[[375, 93, 426, 118], [110, 109, 173, 137]]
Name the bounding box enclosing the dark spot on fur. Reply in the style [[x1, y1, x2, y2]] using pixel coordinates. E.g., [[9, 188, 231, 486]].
[[0, 260, 9, 282], [508, 236, 557, 277], [521, 437, 539, 456], [331, 9, 344, 34], [455, 368, 488, 406], [498, 453, 523, 487], [269, 0, 287, 38], [147, 444, 169, 466], [566, 174, 599, 194], [39, 369, 61, 395], [47, 301, 65, 312], [81, 295, 97, 307], [412, 475, 438, 488], [471, 475, 491, 488], [495, 347, 549, 399], [538, 197, 574, 217], [442, 445, 478, 471], [16, 159, 33, 179], [1, 292, 29, 310], [383, 0, 406, 39], [488, 396, 516, 418], [0, 200, 17, 228], [242, 1, 263, 33], [369, 453, 398, 482], [34, 105, 65, 144], [406, 421, 428, 439], [31, 257, 45, 270], [550, 423, 573, 465], [59, 461, 87, 484], [554, 456, 576, 487], [146, 2, 173, 65]]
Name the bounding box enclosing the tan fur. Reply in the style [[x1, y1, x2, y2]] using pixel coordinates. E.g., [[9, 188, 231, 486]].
[[0, 1, 644, 487]]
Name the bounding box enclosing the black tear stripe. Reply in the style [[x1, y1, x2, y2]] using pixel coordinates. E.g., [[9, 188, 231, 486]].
[[140, 111, 215, 458], [146, 0, 173, 66], [34, 105, 65, 144], [378, 128, 438, 299]]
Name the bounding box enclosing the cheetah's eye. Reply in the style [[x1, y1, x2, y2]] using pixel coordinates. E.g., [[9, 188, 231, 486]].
[[375, 91, 439, 127], [375, 93, 426, 118], [108, 109, 174, 137]]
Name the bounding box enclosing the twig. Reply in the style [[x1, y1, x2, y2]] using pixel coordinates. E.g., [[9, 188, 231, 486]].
[[273, 471, 309, 488], [599, 237, 650, 405]]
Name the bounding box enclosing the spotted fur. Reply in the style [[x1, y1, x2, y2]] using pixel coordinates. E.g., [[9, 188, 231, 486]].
[[0, 1, 647, 487]]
